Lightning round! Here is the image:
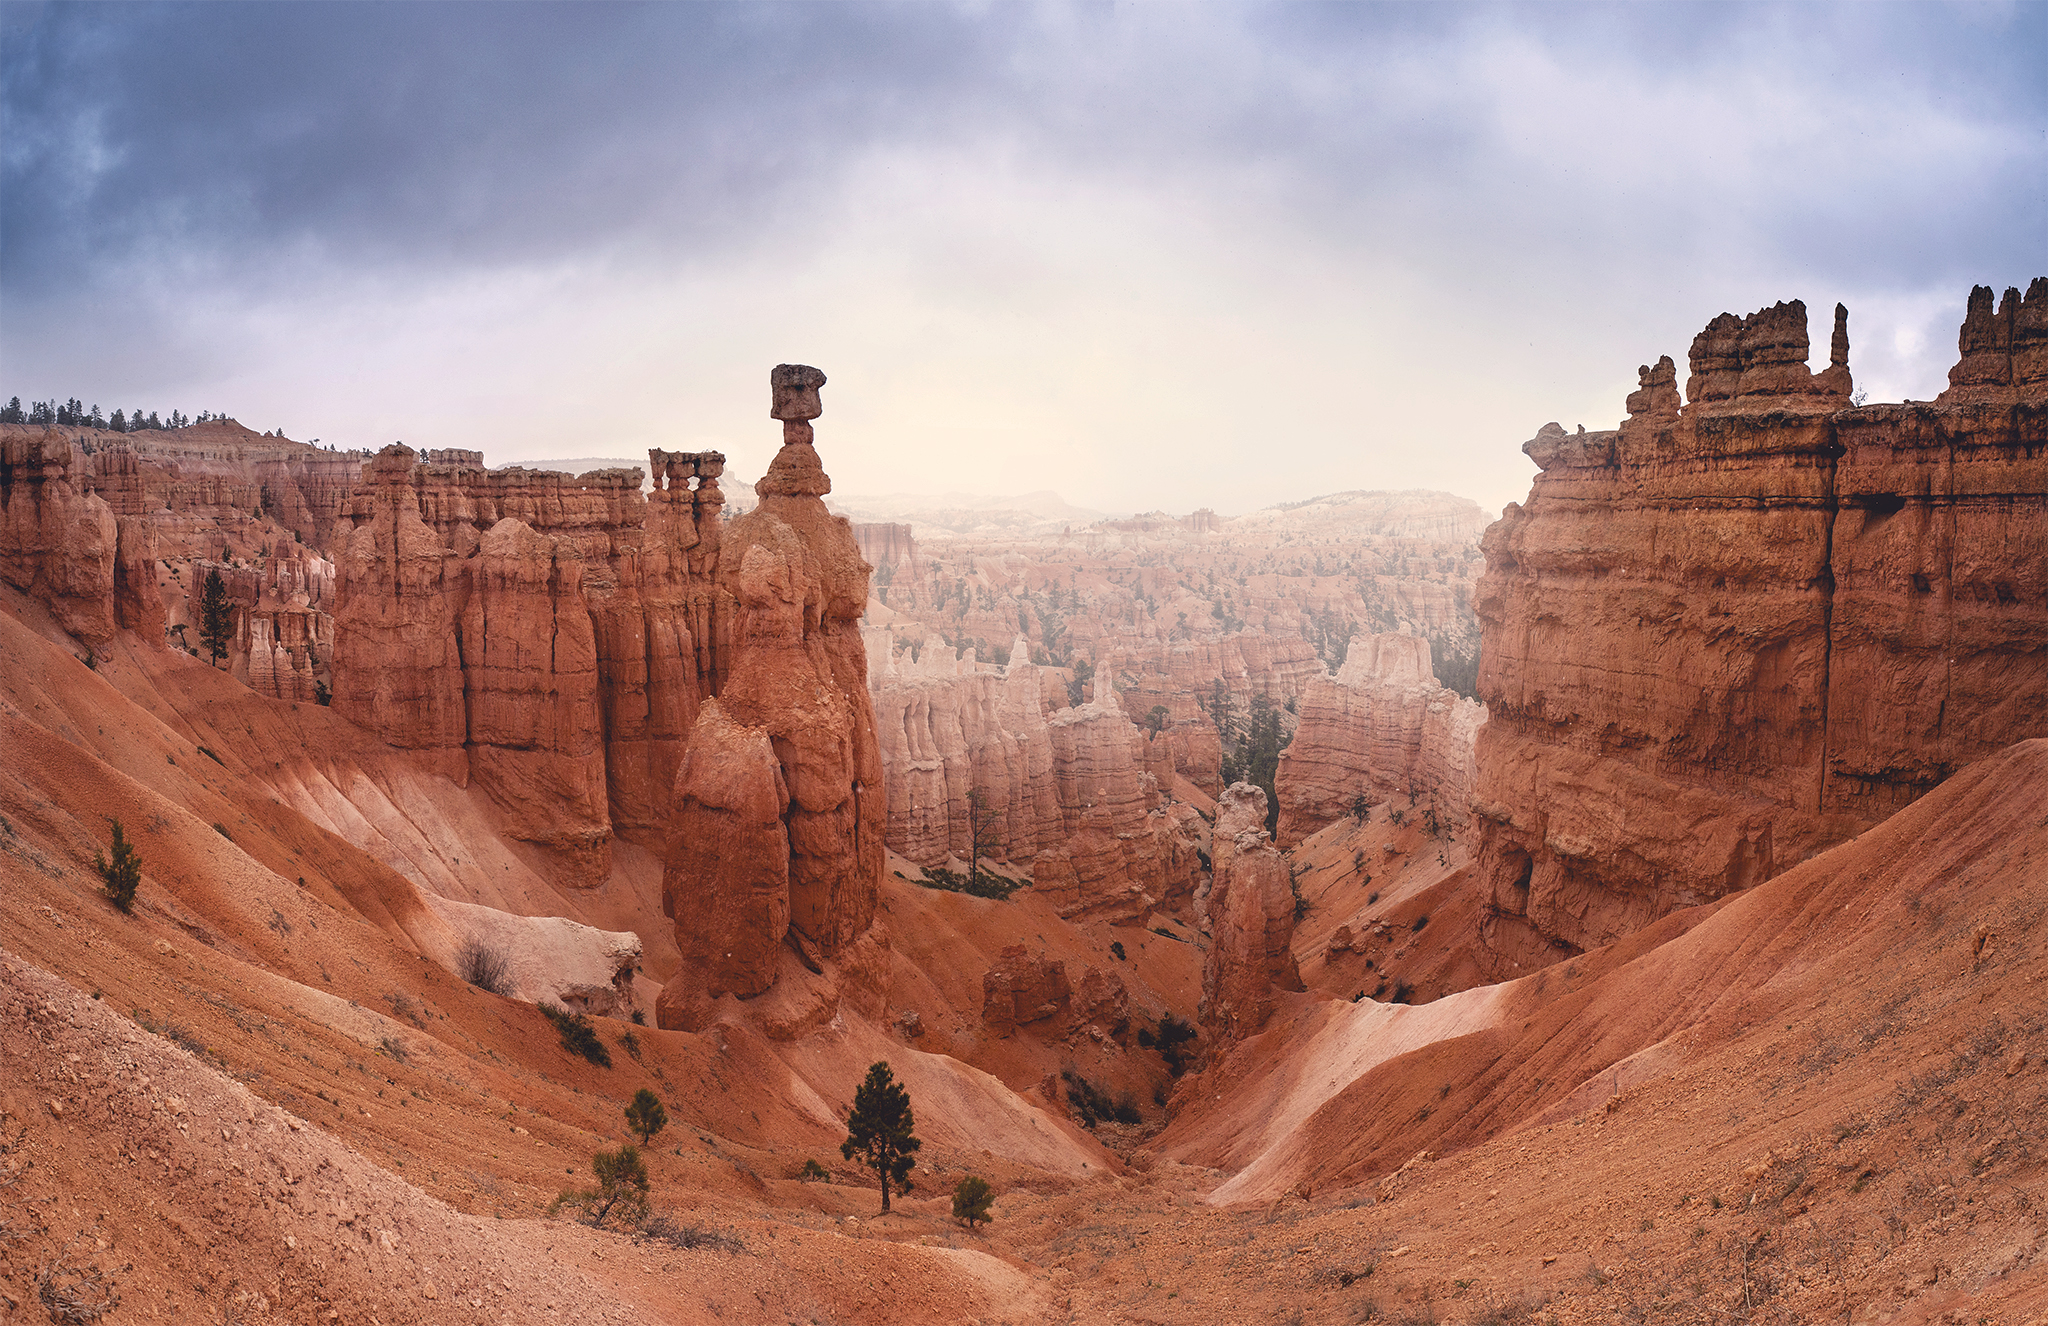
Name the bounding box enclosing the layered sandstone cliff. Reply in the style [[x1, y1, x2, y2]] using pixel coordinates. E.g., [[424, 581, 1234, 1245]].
[[869, 629, 1205, 922], [1029, 690, 1207, 923], [1274, 633, 1486, 845], [1200, 784, 1303, 1044], [329, 441, 732, 876], [658, 366, 885, 1029], [0, 430, 123, 643], [869, 632, 1062, 867], [1472, 284, 2047, 971]]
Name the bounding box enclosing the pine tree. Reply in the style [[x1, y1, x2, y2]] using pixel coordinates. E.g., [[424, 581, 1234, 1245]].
[[951, 1175, 994, 1228], [94, 818, 143, 912], [966, 787, 1003, 889], [198, 568, 233, 666], [624, 1088, 667, 1145], [1, 397, 21, 424], [841, 1061, 920, 1214], [587, 1144, 649, 1227]]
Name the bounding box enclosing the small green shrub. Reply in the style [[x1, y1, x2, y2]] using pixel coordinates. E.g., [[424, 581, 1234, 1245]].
[[540, 1002, 612, 1068], [798, 1158, 830, 1182], [1109, 941, 1127, 961], [916, 866, 1021, 901], [636, 1212, 743, 1253], [1152, 1013, 1198, 1076], [1060, 1071, 1139, 1127], [952, 1175, 995, 1228]]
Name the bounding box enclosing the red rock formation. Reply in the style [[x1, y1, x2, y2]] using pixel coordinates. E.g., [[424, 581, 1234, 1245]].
[[657, 700, 793, 1027], [1097, 635, 1327, 797], [328, 438, 734, 873], [1274, 633, 1487, 845], [458, 517, 610, 872], [332, 446, 472, 770], [1940, 278, 2048, 405], [1472, 287, 2047, 973], [982, 945, 1072, 1035], [869, 633, 1063, 868], [1029, 690, 1207, 923], [0, 430, 120, 643], [869, 628, 1201, 920], [1200, 783, 1303, 1043], [659, 366, 885, 1028]]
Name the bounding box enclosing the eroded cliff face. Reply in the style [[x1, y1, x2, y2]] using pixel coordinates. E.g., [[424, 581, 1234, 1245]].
[[1274, 633, 1487, 846], [869, 632, 1062, 868], [1200, 783, 1303, 1044], [0, 430, 121, 643], [658, 366, 885, 1029], [1030, 692, 1207, 923], [1472, 285, 2047, 972], [330, 442, 732, 878]]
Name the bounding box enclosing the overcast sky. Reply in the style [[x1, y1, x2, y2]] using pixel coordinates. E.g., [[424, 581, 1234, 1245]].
[[4, 2, 2043, 519]]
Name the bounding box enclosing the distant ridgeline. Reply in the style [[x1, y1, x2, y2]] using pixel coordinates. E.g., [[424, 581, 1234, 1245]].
[[0, 397, 284, 435]]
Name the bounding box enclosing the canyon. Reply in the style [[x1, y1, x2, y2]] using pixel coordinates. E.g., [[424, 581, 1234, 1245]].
[[0, 279, 2042, 1323]]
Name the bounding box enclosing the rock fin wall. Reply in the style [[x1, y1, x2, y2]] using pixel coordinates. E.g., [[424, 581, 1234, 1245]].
[[1274, 632, 1486, 845], [1472, 286, 2048, 972]]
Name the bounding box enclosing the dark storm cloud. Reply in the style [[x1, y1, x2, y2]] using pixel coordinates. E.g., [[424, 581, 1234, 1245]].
[[6, 2, 2041, 300], [1, 2, 1015, 293]]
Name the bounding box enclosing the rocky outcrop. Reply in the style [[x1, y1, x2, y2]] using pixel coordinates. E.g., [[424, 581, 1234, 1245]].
[[1937, 279, 2048, 406], [458, 518, 609, 872], [659, 366, 885, 1029], [982, 945, 1071, 1035], [1472, 287, 2047, 972], [1029, 689, 1207, 923], [1200, 784, 1303, 1043], [869, 633, 1062, 867], [419, 894, 643, 1017], [869, 629, 1202, 921], [332, 446, 473, 770], [1096, 635, 1327, 796], [1274, 633, 1487, 844], [0, 430, 120, 642], [329, 440, 734, 872], [981, 945, 1130, 1044]]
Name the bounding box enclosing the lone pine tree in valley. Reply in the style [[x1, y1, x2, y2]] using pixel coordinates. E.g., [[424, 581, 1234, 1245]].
[[198, 568, 233, 666], [842, 1060, 921, 1214]]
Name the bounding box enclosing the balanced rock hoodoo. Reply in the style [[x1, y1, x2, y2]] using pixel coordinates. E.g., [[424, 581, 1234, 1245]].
[[658, 365, 886, 1030]]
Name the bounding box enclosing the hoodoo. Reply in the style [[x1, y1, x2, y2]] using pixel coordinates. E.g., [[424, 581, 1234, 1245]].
[[1472, 286, 2048, 973], [658, 365, 887, 1029]]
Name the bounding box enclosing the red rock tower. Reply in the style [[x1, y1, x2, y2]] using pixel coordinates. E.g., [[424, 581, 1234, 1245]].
[[658, 365, 886, 1030]]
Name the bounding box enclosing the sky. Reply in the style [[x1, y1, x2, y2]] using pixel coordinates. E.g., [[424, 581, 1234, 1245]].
[[3, 2, 2043, 521]]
